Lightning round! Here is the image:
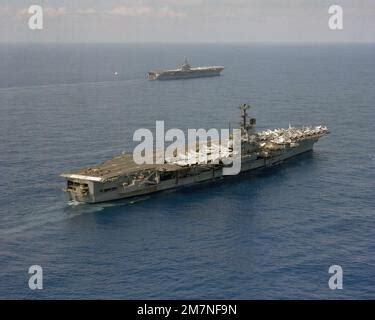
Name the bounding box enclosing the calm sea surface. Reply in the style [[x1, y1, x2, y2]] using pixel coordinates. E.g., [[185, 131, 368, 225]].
[[0, 43, 374, 299]]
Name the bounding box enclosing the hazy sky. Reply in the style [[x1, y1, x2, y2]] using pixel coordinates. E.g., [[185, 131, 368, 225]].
[[1, 0, 374, 43]]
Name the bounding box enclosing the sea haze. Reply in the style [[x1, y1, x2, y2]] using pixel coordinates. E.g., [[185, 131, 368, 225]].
[[0, 43, 374, 299]]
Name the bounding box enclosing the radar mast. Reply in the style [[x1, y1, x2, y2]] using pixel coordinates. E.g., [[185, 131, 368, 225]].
[[239, 104, 256, 137]]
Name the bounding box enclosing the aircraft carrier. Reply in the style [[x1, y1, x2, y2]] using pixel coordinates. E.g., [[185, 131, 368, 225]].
[[147, 58, 224, 80], [60, 104, 329, 203]]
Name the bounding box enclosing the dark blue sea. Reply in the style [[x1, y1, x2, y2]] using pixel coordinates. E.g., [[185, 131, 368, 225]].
[[0, 43, 374, 299]]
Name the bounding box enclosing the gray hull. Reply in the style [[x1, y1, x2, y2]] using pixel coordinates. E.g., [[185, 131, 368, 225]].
[[156, 70, 222, 80], [66, 138, 316, 204]]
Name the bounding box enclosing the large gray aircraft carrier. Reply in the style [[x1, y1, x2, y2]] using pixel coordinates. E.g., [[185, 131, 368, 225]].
[[61, 104, 329, 203], [148, 58, 224, 80]]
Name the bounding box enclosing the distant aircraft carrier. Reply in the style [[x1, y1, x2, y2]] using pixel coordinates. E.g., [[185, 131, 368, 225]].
[[147, 58, 224, 80], [61, 104, 329, 203]]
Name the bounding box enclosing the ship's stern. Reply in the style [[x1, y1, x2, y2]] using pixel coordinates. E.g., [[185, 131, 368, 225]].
[[147, 71, 159, 80], [61, 174, 99, 203]]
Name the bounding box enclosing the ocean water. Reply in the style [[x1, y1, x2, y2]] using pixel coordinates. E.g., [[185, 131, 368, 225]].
[[0, 43, 374, 299]]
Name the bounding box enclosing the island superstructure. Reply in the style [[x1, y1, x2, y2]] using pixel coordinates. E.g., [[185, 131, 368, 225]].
[[60, 104, 329, 203], [148, 58, 224, 80]]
